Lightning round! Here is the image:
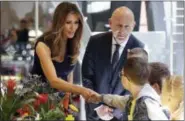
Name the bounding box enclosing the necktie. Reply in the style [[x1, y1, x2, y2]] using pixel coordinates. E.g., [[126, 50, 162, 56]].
[[112, 44, 120, 70]]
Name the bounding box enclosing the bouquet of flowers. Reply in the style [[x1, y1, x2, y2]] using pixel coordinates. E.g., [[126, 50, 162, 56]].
[[0, 79, 35, 120], [0, 74, 80, 120]]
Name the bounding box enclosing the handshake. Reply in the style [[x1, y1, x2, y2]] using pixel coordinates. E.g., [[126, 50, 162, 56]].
[[80, 88, 114, 120], [80, 87, 103, 104], [87, 89, 103, 104]]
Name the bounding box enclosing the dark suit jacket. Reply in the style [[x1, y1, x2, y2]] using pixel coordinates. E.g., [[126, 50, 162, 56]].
[[82, 32, 144, 120]]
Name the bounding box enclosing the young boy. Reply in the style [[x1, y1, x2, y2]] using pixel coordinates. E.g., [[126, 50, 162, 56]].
[[162, 75, 184, 120], [121, 57, 168, 120], [91, 57, 169, 120], [148, 62, 170, 95], [149, 62, 184, 120]]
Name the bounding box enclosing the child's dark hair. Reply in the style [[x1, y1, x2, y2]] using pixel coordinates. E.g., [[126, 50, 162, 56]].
[[124, 57, 150, 86], [127, 48, 148, 62], [149, 62, 170, 91]]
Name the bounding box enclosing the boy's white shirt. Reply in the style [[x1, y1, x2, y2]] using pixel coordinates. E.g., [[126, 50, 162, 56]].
[[102, 84, 168, 120], [137, 84, 168, 120]]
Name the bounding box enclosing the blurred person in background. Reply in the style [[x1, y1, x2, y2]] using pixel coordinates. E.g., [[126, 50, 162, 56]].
[[16, 19, 29, 44], [161, 75, 184, 120]]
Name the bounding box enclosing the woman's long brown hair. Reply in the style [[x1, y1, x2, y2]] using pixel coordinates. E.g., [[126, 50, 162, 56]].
[[40, 2, 83, 64]]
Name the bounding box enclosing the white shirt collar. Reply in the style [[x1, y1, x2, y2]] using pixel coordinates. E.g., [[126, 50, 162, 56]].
[[137, 83, 161, 103], [112, 36, 129, 48]]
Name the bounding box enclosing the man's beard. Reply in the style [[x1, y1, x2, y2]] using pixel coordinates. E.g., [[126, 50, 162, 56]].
[[113, 32, 130, 44]]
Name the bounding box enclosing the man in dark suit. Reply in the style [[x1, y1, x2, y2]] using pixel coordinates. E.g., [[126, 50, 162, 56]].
[[82, 6, 144, 120]]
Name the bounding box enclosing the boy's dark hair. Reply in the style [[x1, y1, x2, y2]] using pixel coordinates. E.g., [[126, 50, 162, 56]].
[[127, 48, 148, 62], [148, 62, 170, 91], [124, 57, 150, 86]]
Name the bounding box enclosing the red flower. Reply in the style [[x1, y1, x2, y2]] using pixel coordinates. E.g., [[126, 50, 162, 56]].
[[37, 94, 48, 104], [6, 79, 16, 95], [33, 99, 41, 110], [17, 105, 30, 116], [33, 94, 48, 110], [72, 95, 80, 102], [17, 108, 24, 116], [22, 104, 31, 114], [62, 94, 70, 110], [50, 104, 55, 110], [7, 79, 16, 89]]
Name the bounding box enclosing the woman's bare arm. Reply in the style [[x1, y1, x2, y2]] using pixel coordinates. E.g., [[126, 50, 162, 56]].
[[36, 42, 85, 95]]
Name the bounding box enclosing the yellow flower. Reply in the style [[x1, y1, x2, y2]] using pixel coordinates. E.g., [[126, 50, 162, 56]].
[[65, 114, 74, 121], [21, 113, 28, 118], [69, 104, 79, 112]]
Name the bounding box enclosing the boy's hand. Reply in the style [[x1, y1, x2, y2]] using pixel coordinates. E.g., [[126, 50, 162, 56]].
[[87, 92, 102, 104]]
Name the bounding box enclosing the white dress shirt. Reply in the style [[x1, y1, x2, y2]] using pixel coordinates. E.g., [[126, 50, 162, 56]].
[[111, 37, 128, 62]]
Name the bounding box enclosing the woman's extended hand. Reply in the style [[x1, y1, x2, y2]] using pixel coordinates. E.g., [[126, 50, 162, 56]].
[[80, 87, 99, 102]]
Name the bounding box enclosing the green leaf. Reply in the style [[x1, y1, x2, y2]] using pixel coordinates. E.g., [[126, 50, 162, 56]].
[[40, 107, 46, 119], [28, 104, 36, 115], [23, 98, 36, 105], [41, 107, 65, 120]]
